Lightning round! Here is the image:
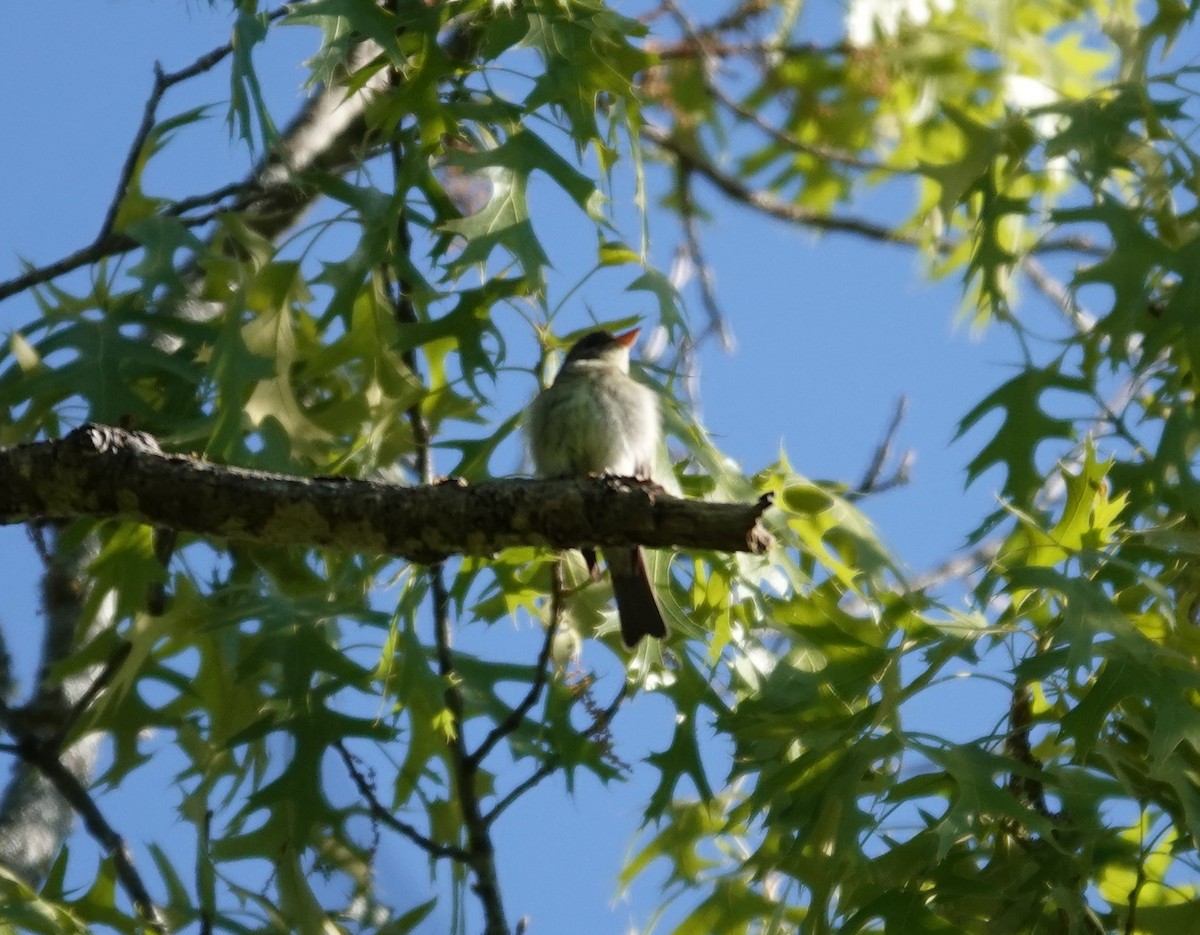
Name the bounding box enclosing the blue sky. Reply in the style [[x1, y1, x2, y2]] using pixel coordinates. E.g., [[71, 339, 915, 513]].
[[0, 2, 1045, 931]]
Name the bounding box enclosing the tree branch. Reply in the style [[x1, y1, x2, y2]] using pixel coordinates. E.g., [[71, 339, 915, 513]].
[[0, 18, 382, 306], [0, 424, 775, 560], [641, 124, 923, 246], [849, 395, 913, 500], [0, 532, 108, 884], [677, 168, 733, 350], [0, 724, 166, 933], [647, 38, 851, 61], [467, 603, 561, 771], [333, 741, 470, 862], [482, 678, 627, 826]]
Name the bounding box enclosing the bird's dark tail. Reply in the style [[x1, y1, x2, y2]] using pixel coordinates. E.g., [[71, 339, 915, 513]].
[[606, 546, 667, 648]]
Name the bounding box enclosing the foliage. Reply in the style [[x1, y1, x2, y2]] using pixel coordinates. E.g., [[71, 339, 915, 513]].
[[3, 0, 1200, 933]]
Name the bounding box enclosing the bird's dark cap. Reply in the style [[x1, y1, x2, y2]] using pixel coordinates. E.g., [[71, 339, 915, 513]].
[[564, 328, 639, 363]]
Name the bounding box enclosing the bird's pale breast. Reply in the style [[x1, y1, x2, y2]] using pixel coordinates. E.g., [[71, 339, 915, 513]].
[[530, 365, 658, 478]]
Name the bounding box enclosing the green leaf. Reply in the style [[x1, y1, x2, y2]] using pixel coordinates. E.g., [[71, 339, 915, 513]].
[[626, 267, 687, 336], [520, 4, 650, 144], [229, 10, 278, 150], [1055, 197, 1165, 356], [440, 127, 608, 283], [1047, 443, 1127, 551], [125, 215, 206, 301], [644, 651, 724, 819], [956, 362, 1087, 507]]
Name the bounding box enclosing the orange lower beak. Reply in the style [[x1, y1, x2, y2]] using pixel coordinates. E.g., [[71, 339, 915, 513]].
[[614, 327, 640, 348]]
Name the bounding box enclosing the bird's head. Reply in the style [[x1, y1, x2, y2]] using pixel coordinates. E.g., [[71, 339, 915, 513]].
[[562, 328, 640, 372]]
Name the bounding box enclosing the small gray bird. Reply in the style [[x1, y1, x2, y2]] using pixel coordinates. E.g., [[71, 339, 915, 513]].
[[528, 328, 668, 648]]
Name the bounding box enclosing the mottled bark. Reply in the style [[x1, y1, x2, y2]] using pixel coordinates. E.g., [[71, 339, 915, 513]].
[[1, 424, 775, 561]]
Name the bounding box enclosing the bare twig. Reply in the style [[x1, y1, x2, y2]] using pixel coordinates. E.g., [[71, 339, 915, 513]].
[[0, 237, 137, 303], [706, 1, 776, 34], [648, 39, 851, 60], [97, 62, 169, 242], [197, 808, 214, 935], [677, 169, 733, 351], [1032, 233, 1107, 257], [164, 179, 267, 219], [468, 609, 562, 769], [904, 538, 1003, 594], [154, 4, 293, 92], [642, 124, 923, 246], [1020, 255, 1096, 333], [1004, 682, 1052, 823], [849, 395, 913, 500], [711, 79, 900, 174], [68, 4, 291, 270], [48, 641, 133, 750], [0, 533, 106, 885], [0, 185, 292, 302], [657, 0, 894, 175], [431, 561, 515, 933], [334, 741, 470, 861], [482, 761, 558, 827], [483, 679, 628, 826], [0, 5, 374, 307]]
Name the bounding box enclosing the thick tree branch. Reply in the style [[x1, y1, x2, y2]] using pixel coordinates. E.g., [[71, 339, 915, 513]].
[[0, 733, 167, 933], [0, 425, 775, 561], [0, 532, 108, 885]]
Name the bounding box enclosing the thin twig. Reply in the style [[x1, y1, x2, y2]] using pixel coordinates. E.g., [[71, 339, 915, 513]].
[[1004, 682, 1052, 823], [849, 395, 912, 499], [0, 181, 284, 304], [160, 4, 292, 88], [48, 641, 132, 749], [657, 0, 893, 175], [98, 62, 169, 242], [1032, 233, 1107, 257], [99, 3, 291, 242], [334, 741, 469, 861], [482, 762, 558, 826], [0, 5, 296, 305], [468, 611, 562, 769], [1020, 255, 1095, 333], [706, 1, 775, 34], [197, 808, 214, 935], [0, 237, 134, 303], [165, 179, 266, 218], [660, 0, 718, 75], [642, 124, 923, 246], [648, 39, 850, 60], [904, 538, 1003, 594], [711, 79, 900, 174], [483, 679, 628, 826], [677, 168, 733, 351]]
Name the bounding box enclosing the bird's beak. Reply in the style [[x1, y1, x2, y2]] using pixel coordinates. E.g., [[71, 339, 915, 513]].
[[614, 328, 640, 348]]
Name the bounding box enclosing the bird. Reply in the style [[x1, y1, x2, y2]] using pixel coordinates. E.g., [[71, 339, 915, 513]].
[[528, 328, 668, 648]]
